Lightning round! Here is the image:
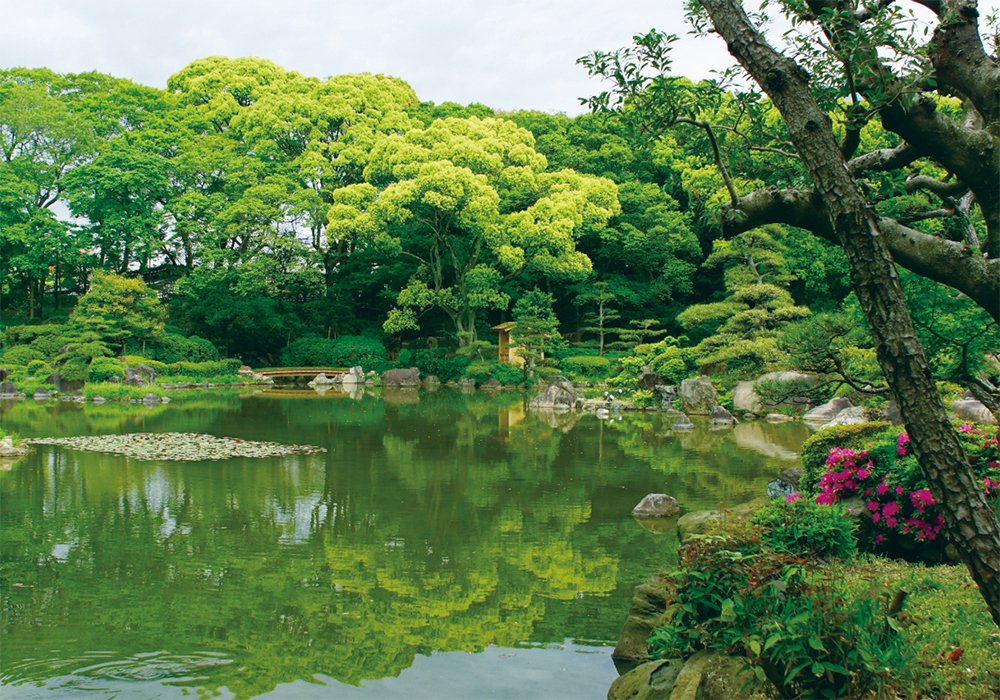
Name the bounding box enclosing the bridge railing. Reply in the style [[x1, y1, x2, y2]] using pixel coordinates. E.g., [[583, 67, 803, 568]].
[[254, 367, 350, 377]]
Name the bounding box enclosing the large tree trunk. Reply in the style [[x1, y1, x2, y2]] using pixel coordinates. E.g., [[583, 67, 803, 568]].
[[700, 0, 1000, 624]]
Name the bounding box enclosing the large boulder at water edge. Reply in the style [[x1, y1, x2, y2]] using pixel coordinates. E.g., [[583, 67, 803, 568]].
[[678, 378, 716, 415], [671, 413, 694, 431], [340, 366, 366, 386], [608, 660, 683, 700], [32, 389, 52, 401], [732, 381, 762, 414], [528, 378, 578, 411], [612, 573, 671, 664], [803, 397, 853, 424], [124, 364, 157, 386], [0, 380, 19, 397], [632, 494, 680, 518], [952, 398, 997, 425], [46, 372, 84, 393], [0, 435, 28, 458], [381, 367, 421, 387], [308, 373, 339, 387], [708, 405, 735, 425]]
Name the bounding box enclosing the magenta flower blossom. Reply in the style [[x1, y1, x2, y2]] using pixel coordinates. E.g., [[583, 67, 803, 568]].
[[785, 493, 802, 503]]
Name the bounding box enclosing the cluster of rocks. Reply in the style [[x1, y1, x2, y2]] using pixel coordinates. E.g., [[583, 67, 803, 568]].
[[25, 432, 326, 461], [0, 435, 28, 459], [612, 491, 784, 700], [308, 366, 367, 389]]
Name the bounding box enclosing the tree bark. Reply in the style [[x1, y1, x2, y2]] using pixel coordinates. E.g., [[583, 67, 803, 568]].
[[700, 0, 1000, 624]]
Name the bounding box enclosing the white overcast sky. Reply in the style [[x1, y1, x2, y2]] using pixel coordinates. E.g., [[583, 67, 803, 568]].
[[0, 1, 996, 114]]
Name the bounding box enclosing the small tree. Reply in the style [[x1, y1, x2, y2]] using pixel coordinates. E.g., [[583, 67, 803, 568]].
[[575, 281, 621, 356], [69, 271, 165, 354], [512, 290, 564, 380]]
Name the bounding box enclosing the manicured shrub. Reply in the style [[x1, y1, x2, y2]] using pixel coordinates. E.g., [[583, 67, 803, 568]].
[[400, 348, 470, 382], [25, 359, 52, 377], [146, 333, 221, 363], [280, 334, 336, 367], [490, 363, 523, 385], [560, 355, 611, 378], [1, 345, 43, 365], [331, 335, 388, 372], [89, 357, 126, 382], [752, 497, 857, 558]]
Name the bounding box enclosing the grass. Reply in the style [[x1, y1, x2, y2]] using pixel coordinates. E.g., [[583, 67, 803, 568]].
[[825, 556, 1000, 699]]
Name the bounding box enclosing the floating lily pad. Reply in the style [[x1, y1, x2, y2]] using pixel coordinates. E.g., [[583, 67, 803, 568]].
[[25, 433, 326, 461]]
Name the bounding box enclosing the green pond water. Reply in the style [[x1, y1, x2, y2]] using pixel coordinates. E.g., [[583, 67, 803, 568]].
[[0, 389, 810, 699]]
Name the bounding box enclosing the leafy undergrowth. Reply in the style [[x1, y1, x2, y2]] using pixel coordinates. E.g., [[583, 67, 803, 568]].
[[649, 500, 999, 699]]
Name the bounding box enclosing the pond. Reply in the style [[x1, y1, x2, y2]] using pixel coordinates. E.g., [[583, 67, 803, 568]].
[[0, 389, 810, 699]]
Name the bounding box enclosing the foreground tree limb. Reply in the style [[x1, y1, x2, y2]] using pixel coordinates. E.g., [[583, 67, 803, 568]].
[[720, 188, 1000, 322], [701, 0, 1000, 624]]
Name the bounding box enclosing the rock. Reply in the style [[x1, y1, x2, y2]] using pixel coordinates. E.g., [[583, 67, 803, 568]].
[[766, 478, 797, 500], [881, 400, 902, 424], [677, 498, 769, 543], [92, 396, 106, 404], [596, 407, 612, 420], [612, 574, 672, 664], [458, 377, 477, 389], [528, 379, 578, 411], [33, 389, 51, 401], [654, 384, 676, 403], [951, 398, 997, 425], [45, 373, 84, 393], [637, 366, 664, 391], [124, 364, 157, 386], [0, 380, 19, 397], [238, 365, 254, 374], [669, 651, 755, 700], [803, 397, 853, 423], [822, 406, 867, 428], [0, 435, 28, 458], [671, 413, 694, 431], [308, 373, 340, 387], [142, 392, 160, 404], [708, 405, 735, 425], [481, 378, 503, 390], [422, 375, 441, 387], [678, 378, 716, 415], [0, 367, 7, 381], [632, 493, 680, 518], [340, 366, 366, 385], [732, 381, 761, 414], [608, 659, 683, 700], [381, 367, 421, 387]]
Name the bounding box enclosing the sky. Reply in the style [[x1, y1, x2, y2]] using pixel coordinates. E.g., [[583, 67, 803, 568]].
[[0, 0, 733, 114]]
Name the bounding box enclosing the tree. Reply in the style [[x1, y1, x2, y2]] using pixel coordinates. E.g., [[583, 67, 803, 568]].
[[511, 289, 564, 378], [330, 116, 619, 344], [574, 280, 622, 355], [584, 0, 1000, 622], [69, 271, 165, 353]]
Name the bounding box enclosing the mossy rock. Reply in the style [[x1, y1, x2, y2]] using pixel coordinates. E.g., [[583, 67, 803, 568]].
[[613, 573, 673, 664], [608, 659, 683, 700], [676, 498, 768, 543]]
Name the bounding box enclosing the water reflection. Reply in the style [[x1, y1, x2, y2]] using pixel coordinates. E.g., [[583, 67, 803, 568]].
[[0, 391, 807, 698]]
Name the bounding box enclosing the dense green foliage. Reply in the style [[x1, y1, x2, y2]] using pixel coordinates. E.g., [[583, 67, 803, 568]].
[[0, 59, 994, 400]]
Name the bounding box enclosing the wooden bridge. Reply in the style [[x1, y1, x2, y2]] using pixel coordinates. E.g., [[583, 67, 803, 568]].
[[254, 367, 349, 378]]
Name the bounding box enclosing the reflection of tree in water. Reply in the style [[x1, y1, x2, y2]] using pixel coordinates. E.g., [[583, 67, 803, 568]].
[[0, 392, 805, 697]]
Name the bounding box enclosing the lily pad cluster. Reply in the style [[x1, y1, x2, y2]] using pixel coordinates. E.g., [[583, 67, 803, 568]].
[[26, 432, 326, 461]]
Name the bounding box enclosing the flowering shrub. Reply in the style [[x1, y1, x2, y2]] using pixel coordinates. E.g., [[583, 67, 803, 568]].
[[810, 421, 999, 549]]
